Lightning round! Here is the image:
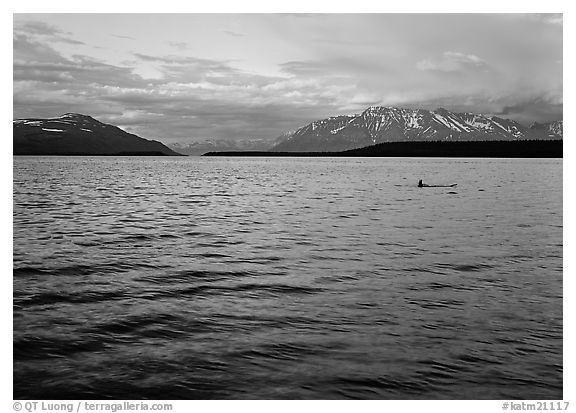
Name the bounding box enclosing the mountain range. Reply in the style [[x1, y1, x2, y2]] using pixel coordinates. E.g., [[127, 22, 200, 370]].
[[14, 107, 563, 156], [13, 113, 181, 156], [271, 106, 563, 152], [169, 138, 273, 156]]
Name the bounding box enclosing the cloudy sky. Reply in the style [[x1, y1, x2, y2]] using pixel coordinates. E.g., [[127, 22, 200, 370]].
[[13, 13, 563, 144]]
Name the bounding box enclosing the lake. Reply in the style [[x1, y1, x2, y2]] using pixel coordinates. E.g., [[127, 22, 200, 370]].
[[13, 156, 563, 399]]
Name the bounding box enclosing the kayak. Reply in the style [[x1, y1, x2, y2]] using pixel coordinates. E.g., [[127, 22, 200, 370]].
[[421, 183, 457, 188]]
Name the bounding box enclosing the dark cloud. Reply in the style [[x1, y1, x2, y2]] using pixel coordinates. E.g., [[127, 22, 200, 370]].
[[14, 47, 145, 88], [497, 98, 563, 124], [14, 33, 158, 122], [14, 33, 69, 64], [399, 93, 562, 126], [16, 21, 60, 36], [13, 62, 76, 83]]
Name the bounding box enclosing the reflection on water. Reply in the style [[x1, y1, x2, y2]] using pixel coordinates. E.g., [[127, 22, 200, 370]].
[[13, 156, 562, 399]]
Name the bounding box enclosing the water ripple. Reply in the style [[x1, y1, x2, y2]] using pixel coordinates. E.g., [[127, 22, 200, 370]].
[[13, 156, 563, 399]]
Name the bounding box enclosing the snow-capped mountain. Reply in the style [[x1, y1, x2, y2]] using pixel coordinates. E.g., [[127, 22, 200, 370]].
[[529, 120, 563, 138], [272, 106, 563, 152], [169, 138, 274, 156], [13, 113, 182, 155]]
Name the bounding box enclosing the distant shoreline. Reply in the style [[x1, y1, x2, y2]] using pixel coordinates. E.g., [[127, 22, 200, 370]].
[[203, 140, 562, 158]]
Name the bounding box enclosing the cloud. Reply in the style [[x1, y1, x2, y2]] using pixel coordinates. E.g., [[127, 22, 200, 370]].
[[13, 33, 359, 142], [132, 52, 249, 84], [132, 52, 237, 74], [112, 34, 136, 40], [13, 62, 76, 82], [85, 83, 341, 142], [167, 41, 189, 50], [515, 13, 563, 26], [387, 91, 563, 126], [496, 96, 563, 124], [15, 21, 60, 36], [14, 33, 69, 64], [14, 31, 158, 122], [133, 53, 231, 68], [279, 61, 329, 76], [14, 20, 85, 45], [541, 14, 563, 25], [417, 51, 491, 74], [13, 14, 563, 142], [14, 34, 143, 88], [222, 30, 244, 37]]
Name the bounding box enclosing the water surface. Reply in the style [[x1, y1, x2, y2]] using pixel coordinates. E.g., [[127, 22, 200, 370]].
[[13, 156, 563, 399]]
